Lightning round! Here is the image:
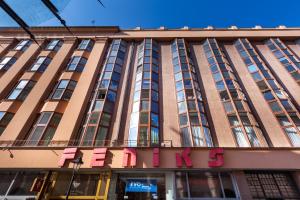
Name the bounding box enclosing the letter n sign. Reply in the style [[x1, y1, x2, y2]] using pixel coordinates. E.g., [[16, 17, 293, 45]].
[[208, 148, 224, 167], [123, 148, 137, 167]]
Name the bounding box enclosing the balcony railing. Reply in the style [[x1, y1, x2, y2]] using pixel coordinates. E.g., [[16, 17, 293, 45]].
[[0, 140, 173, 148]]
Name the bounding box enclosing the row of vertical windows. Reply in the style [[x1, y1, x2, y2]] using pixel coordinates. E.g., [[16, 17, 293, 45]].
[[235, 38, 300, 146], [128, 38, 160, 147], [79, 39, 127, 146], [203, 38, 267, 147], [14, 38, 93, 52], [26, 112, 62, 146], [266, 38, 300, 85], [171, 38, 213, 147], [0, 112, 14, 136]]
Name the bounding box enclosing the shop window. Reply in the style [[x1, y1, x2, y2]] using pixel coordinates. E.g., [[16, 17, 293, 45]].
[[0, 171, 45, 196], [176, 171, 237, 199], [245, 171, 300, 200], [51, 173, 100, 196]]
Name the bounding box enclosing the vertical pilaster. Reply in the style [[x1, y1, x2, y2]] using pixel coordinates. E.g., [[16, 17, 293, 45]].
[[0, 39, 45, 99], [255, 44, 300, 106], [224, 44, 290, 147], [0, 37, 76, 141], [52, 38, 108, 141], [191, 43, 236, 147], [161, 43, 182, 147]]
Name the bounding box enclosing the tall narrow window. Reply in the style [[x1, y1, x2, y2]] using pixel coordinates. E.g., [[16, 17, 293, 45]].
[[266, 38, 300, 85], [0, 112, 14, 136], [50, 79, 77, 100], [235, 38, 300, 146], [7, 80, 35, 101], [0, 56, 17, 71], [203, 38, 267, 147], [26, 112, 62, 146], [79, 39, 127, 146], [30, 56, 51, 72], [14, 39, 31, 51], [171, 38, 213, 147], [77, 39, 94, 51], [66, 56, 87, 72], [128, 38, 160, 147], [46, 39, 63, 51]]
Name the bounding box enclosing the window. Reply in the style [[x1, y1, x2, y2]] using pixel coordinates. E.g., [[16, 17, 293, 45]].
[[2, 172, 45, 196], [50, 80, 77, 100], [269, 101, 282, 113], [77, 39, 94, 51], [176, 171, 237, 199], [7, 80, 35, 100], [263, 91, 275, 101], [248, 64, 258, 73], [26, 112, 62, 146], [14, 39, 31, 51], [30, 56, 51, 72], [223, 101, 234, 113], [46, 39, 62, 51], [245, 172, 300, 199], [67, 56, 87, 72], [0, 112, 14, 135], [0, 56, 17, 70], [51, 173, 100, 196], [151, 113, 159, 127], [232, 127, 249, 147], [228, 115, 240, 126]]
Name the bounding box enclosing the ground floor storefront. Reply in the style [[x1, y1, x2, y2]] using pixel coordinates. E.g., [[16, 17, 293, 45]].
[[1, 147, 300, 199], [1, 170, 300, 200]]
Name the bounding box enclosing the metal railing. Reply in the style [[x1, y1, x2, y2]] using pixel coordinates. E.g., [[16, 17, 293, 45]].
[[0, 139, 173, 148]]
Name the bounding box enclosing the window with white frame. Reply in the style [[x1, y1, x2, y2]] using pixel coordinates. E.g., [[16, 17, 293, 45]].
[[66, 56, 87, 72], [0, 56, 17, 70], [7, 80, 36, 101], [14, 39, 31, 51], [30, 56, 51, 72], [26, 112, 62, 146], [46, 39, 63, 51], [50, 79, 77, 100], [77, 39, 94, 51]]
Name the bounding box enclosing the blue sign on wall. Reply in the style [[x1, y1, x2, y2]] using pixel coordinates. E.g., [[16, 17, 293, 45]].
[[125, 179, 157, 193]]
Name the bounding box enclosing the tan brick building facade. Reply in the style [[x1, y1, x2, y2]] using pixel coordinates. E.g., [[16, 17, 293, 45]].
[[0, 26, 299, 199]]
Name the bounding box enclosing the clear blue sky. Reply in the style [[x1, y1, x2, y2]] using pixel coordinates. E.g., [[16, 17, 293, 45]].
[[1, 0, 300, 28]]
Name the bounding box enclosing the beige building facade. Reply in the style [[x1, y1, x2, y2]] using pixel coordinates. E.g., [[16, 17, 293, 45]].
[[0, 26, 299, 199]]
